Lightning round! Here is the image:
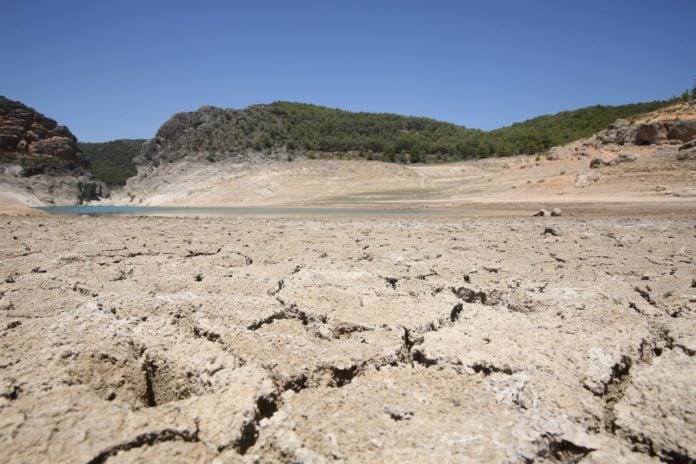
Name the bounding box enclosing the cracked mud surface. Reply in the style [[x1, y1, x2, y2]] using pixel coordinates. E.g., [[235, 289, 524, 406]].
[[0, 214, 695, 463]]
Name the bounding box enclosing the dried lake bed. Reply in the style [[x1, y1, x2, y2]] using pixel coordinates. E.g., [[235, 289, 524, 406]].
[[0, 213, 694, 463]]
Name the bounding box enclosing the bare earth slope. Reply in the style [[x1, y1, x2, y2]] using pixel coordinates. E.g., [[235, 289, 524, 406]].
[[0, 215, 694, 462], [112, 101, 696, 211]]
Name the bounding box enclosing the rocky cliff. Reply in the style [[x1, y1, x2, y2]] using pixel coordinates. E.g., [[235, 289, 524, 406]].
[[0, 96, 107, 205], [0, 96, 87, 169]]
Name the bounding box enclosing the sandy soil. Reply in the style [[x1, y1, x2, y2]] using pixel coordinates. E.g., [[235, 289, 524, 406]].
[[0, 193, 45, 216], [1, 214, 694, 463]]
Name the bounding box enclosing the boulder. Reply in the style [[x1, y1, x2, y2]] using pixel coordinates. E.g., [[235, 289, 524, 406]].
[[77, 181, 107, 204], [590, 158, 609, 168], [676, 148, 696, 161], [598, 119, 637, 145], [590, 153, 636, 169], [636, 122, 668, 145], [531, 208, 562, 217], [546, 147, 560, 160], [679, 139, 696, 151], [665, 120, 696, 143], [617, 152, 637, 162], [575, 169, 601, 188]]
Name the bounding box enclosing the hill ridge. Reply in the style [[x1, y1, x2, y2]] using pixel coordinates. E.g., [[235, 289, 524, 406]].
[[138, 99, 675, 169]]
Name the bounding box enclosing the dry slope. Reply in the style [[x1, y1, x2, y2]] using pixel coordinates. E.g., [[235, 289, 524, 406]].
[[115, 101, 696, 209]]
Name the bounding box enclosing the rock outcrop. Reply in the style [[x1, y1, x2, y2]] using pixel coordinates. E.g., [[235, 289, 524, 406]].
[[597, 101, 696, 146], [136, 104, 286, 168], [675, 138, 696, 161], [0, 96, 82, 165], [0, 96, 107, 205]]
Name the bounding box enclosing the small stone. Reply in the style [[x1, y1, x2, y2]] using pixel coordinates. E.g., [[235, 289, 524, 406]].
[[590, 158, 607, 168], [617, 152, 637, 162], [550, 208, 562, 217], [679, 139, 696, 151], [369, 439, 383, 449], [384, 406, 413, 421], [316, 326, 333, 340]]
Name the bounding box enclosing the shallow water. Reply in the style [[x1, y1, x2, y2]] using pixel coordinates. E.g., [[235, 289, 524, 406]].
[[36, 205, 444, 217]]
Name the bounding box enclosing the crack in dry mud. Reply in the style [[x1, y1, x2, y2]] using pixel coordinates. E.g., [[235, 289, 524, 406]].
[[1, 216, 695, 462], [86, 425, 201, 464]]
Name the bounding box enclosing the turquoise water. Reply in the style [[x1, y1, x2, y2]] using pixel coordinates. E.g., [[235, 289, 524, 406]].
[[36, 205, 441, 217]]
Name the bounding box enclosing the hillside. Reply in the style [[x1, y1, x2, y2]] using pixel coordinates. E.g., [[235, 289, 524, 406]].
[[79, 139, 144, 186], [484, 101, 674, 154], [118, 100, 696, 209], [139, 99, 676, 168]]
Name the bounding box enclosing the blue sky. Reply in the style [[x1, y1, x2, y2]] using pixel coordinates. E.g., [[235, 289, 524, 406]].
[[2, 0, 695, 141]]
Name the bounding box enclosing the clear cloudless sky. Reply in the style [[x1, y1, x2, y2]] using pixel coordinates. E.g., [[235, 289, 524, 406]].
[[2, 0, 695, 141]]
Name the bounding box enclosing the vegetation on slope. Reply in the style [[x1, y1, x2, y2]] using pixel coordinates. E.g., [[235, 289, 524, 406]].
[[271, 102, 482, 163], [274, 100, 675, 159], [145, 99, 676, 166], [483, 100, 673, 155], [78, 139, 144, 185], [86, 98, 680, 184]]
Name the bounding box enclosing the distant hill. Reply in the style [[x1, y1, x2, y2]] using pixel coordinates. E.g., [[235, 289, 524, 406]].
[[79, 139, 144, 186], [485, 101, 674, 155], [140, 100, 676, 168]]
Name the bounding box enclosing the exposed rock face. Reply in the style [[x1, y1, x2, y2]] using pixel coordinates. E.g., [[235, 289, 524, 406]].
[[596, 102, 696, 146], [667, 120, 696, 143], [0, 96, 82, 163], [0, 96, 107, 205], [635, 122, 668, 145], [598, 119, 637, 145], [137, 104, 283, 168]]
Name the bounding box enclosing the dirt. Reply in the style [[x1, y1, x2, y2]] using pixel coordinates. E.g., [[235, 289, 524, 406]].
[[0, 213, 694, 463]]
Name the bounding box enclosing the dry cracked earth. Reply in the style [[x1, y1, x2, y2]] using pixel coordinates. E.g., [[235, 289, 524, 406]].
[[0, 215, 695, 463]]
